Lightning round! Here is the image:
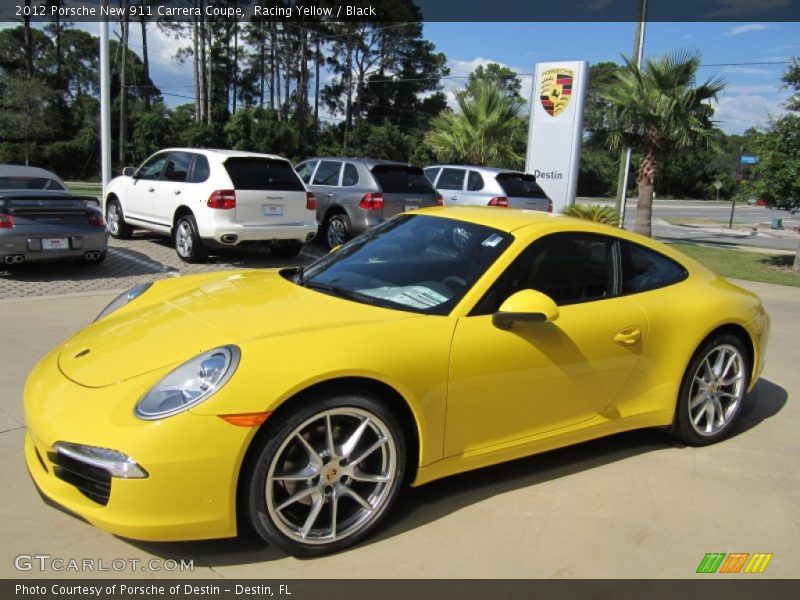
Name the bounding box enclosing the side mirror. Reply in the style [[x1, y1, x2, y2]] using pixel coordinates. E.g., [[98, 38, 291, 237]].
[[492, 289, 559, 331], [122, 167, 137, 178]]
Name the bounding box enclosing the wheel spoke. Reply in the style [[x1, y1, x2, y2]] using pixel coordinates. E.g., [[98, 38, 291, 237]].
[[351, 467, 391, 483], [299, 492, 325, 539], [272, 466, 319, 482], [339, 485, 374, 512], [689, 391, 707, 411], [710, 396, 725, 425], [340, 417, 370, 458], [720, 353, 738, 380], [692, 402, 707, 426], [325, 414, 337, 459], [720, 374, 743, 387], [712, 349, 727, 377], [295, 433, 323, 469], [329, 488, 339, 539], [705, 401, 716, 433], [718, 390, 740, 398], [276, 485, 317, 511], [351, 436, 387, 466]]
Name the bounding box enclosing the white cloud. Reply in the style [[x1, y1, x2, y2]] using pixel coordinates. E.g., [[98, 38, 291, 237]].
[[713, 93, 789, 133], [443, 58, 533, 112], [725, 23, 769, 36]]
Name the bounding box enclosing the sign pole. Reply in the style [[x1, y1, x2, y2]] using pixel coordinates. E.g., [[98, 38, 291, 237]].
[[99, 10, 112, 200]]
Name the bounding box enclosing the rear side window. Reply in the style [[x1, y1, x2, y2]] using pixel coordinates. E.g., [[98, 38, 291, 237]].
[[223, 158, 305, 191], [496, 173, 548, 198], [312, 161, 342, 186], [372, 165, 434, 194], [621, 242, 687, 293], [467, 171, 484, 191], [423, 167, 439, 184], [342, 163, 359, 186], [437, 168, 465, 191], [164, 152, 192, 182], [189, 155, 210, 183]]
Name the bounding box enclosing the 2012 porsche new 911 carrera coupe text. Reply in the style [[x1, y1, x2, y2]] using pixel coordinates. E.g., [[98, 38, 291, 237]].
[[23, 207, 769, 556]]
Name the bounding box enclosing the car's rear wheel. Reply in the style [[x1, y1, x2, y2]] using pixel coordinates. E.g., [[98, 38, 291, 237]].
[[244, 394, 406, 557], [325, 214, 351, 249], [106, 198, 132, 239], [271, 240, 303, 259], [673, 334, 749, 445], [174, 214, 208, 263]]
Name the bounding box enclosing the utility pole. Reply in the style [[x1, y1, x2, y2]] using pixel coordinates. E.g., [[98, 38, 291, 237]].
[[617, 0, 647, 228], [100, 7, 111, 198]]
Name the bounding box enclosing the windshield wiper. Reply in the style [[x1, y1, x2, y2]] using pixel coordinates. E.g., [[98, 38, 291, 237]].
[[303, 281, 379, 305]]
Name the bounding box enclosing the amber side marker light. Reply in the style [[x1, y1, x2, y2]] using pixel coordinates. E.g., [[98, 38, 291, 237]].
[[219, 412, 272, 427]]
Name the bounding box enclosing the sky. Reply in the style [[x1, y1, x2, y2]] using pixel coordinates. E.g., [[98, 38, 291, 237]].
[[3, 20, 798, 135]]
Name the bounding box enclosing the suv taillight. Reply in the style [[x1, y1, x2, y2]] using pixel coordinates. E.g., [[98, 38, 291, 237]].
[[359, 192, 384, 210], [88, 212, 105, 227], [488, 196, 508, 207], [436, 194, 444, 206], [547, 198, 553, 213], [306, 192, 317, 211], [0, 214, 13, 229], [208, 190, 236, 210]]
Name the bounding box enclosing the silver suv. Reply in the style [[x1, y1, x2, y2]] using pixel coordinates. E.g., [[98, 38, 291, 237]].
[[296, 158, 441, 248], [424, 165, 551, 212]]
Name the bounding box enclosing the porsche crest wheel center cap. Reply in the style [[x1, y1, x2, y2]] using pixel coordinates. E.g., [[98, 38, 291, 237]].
[[324, 467, 339, 483]]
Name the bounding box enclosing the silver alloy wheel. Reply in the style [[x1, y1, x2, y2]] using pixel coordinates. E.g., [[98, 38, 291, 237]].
[[326, 218, 346, 248], [265, 407, 397, 545], [175, 221, 193, 257], [688, 343, 746, 436], [107, 203, 120, 235]]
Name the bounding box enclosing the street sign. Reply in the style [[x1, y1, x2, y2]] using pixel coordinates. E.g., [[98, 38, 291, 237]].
[[740, 155, 760, 165], [714, 180, 723, 190]]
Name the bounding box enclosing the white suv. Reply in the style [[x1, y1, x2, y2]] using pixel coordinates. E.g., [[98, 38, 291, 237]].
[[104, 148, 317, 262]]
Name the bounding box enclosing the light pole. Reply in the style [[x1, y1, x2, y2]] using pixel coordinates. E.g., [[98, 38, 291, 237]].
[[99, 8, 111, 199]]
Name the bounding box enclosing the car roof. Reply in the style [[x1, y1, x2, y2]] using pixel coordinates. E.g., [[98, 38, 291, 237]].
[[425, 165, 529, 176], [418, 206, 560, 232], [0, 164, 64, 182], [157, 148, 289, 161], [301, 157, 412, 168]]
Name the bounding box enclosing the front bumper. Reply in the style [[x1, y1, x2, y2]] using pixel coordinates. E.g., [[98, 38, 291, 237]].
[[23, 350, 256, 541]]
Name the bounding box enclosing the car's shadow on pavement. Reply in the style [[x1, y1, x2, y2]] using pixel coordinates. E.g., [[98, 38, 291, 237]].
[[125, 378, 787, 566]]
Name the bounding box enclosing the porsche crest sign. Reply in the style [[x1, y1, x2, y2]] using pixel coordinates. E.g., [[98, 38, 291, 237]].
[[539, 68, 574, 117]]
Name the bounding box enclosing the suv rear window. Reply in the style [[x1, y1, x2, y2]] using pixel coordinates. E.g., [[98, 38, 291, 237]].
[[372, 165, 434, 194], [223, 158, 305, 191], [496, 173, 548, 198]]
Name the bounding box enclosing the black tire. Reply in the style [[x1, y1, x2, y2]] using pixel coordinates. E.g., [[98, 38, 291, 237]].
[[243, 392, 407, 557], [672, 334, 750, 446], [324, 213, 351, 250], [106, 198, 133, 240], [271, 240, 303, 259], [173, 214, 208, 263]]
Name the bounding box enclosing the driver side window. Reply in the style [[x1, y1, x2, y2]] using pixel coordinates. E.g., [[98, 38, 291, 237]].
[[472, 233, 617, 315], [137, 154, 168, 180]]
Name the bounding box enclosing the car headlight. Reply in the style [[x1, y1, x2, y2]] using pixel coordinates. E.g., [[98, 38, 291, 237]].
[[95, 283, 152, 322], [135, 345, 241, 420]]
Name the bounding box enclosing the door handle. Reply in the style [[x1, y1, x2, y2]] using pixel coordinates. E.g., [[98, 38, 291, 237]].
[[613, 326, 642, 346], [326, 193, 334, 197], [173, 189, 182, 195], [450, 195, 458, 200], [147, 187, 155, 193]]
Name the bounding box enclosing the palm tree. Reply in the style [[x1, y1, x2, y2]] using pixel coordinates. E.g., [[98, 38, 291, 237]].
[[425, 80, 525, 168], [604, 51, 726, 237]]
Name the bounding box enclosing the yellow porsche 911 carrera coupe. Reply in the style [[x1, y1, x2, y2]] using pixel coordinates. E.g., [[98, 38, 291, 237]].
[[23, 207, 769, 556]]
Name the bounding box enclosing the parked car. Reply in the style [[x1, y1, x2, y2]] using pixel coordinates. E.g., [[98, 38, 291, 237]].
[[424, 165, 552, 212], [25, 206, 768, 556], [105, 149, 317, 262], [296, 157, 441, 248], [0, 165, 107, 266]]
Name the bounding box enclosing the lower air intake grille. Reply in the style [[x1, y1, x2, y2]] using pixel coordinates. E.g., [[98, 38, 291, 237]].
[[48, 451, 111, 506]]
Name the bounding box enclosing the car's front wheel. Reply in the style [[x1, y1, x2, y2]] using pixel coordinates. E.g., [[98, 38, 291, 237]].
[[673, 334, 749, 445], [106, 198, 133, 239], [174, 214, 208, 263], [244, 393, 406, 557]]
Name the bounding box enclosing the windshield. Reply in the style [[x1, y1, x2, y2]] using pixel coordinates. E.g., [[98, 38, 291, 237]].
[[297, 214, 513, 315]]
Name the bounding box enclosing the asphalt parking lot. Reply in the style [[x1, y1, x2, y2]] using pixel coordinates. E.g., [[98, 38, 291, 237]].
[[0, 217, 798, 579]]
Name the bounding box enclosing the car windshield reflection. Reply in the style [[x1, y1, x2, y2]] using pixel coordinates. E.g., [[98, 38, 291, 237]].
[[295, 214, 513, 315]]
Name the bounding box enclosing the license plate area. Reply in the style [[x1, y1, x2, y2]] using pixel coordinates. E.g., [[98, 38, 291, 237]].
[[263, 204, 283, 216], [42, 238, 69, 251], [404, 205, 419, 212]]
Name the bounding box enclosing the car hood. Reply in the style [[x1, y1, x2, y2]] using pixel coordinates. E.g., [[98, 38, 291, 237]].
[[58, 270, 415, 388]]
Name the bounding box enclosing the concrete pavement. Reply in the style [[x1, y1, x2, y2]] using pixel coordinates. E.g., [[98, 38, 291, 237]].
[[0, 279, 797, 578]]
